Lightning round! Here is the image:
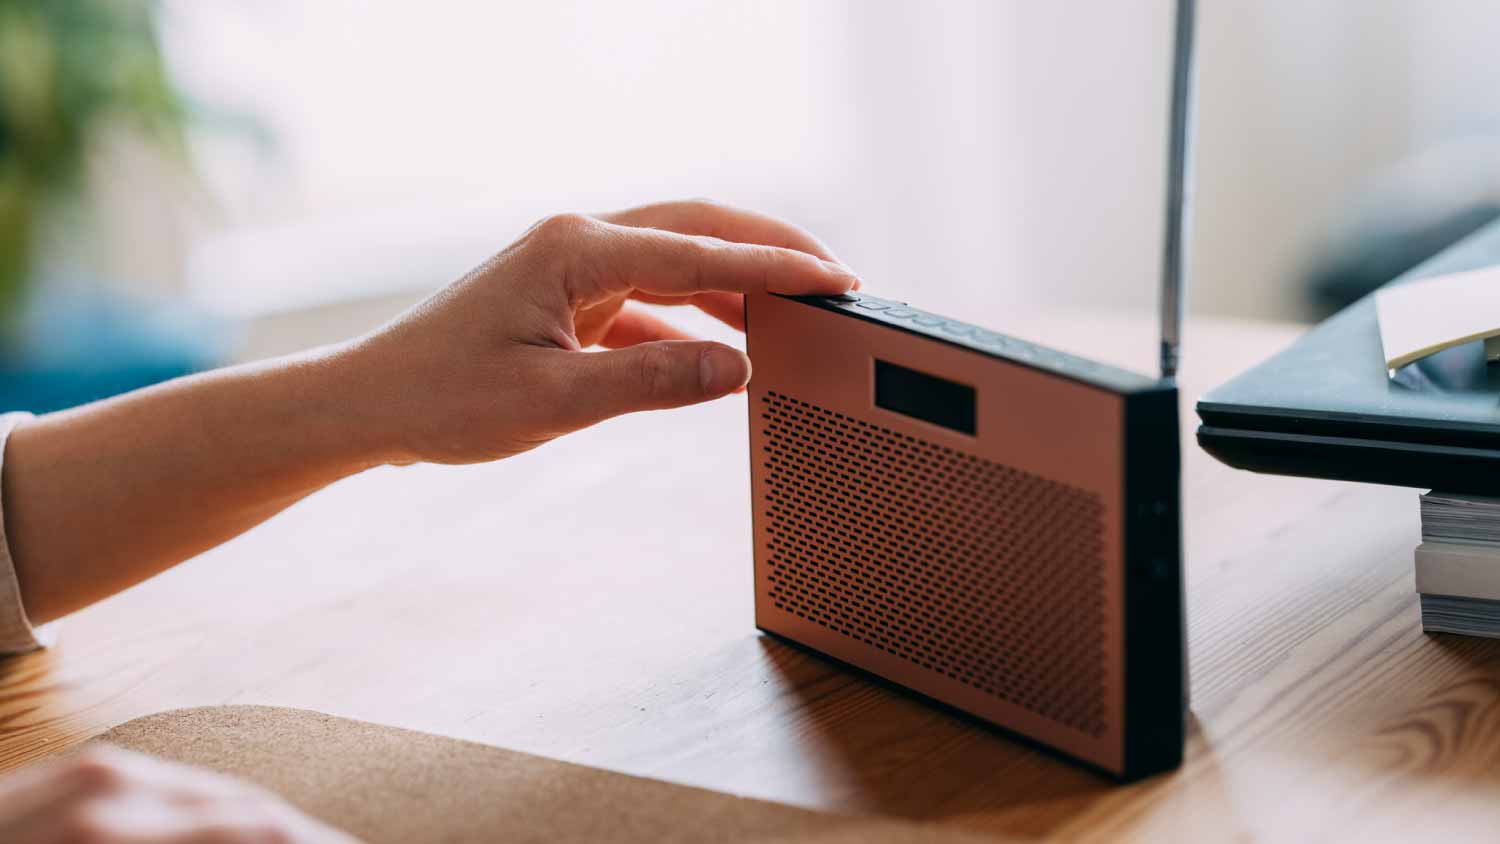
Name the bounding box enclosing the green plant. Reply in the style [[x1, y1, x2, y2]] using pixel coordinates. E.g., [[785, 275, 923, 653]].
[[0, 0, 185, 313]]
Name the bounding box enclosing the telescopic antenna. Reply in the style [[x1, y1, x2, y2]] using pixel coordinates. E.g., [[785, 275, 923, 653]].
[[1159, 0, 1197, 381]]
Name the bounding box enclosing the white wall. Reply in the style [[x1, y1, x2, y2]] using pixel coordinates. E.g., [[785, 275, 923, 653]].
[[1191, 0, 1500, 320], [156, 0, 1178, 330], [78, 1, 1500, 332]]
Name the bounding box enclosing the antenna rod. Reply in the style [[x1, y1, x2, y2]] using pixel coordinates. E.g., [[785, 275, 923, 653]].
[[1159, 0, 1197, 381]]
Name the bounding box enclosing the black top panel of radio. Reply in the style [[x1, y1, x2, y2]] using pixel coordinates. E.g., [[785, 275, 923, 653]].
[[779, 292, 1166, 396]]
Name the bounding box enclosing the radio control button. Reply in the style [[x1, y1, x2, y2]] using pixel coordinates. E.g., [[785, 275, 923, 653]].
[[855, 301, 891, 311], [912, 315, 943, 327], [885, 308, 917, 319], [827, 293, 860, 303], [941, 322, 975, 336]]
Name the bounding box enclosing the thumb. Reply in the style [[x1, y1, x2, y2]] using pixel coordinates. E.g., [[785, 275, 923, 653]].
[[560, 341, 752, 426]]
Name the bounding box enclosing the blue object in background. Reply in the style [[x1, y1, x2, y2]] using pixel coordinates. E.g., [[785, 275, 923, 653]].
[[0, 286, 234, 413]]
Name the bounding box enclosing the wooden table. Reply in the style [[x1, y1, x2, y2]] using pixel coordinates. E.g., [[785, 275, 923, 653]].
[[1, 311, 1496, 842]]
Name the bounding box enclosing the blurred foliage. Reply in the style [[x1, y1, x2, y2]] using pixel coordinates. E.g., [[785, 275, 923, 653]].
[[0, 0, 185, 316]]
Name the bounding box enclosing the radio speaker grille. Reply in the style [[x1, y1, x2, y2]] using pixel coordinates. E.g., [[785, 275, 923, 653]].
[[759, 391, 1110, 736]]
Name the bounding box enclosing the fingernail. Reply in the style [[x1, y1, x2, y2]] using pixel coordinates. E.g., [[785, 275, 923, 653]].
[[820, 260, 859, 291], [700, 347, 752, 395]]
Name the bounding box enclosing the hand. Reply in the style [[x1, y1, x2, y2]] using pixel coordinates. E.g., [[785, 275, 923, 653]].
[[335, 199, 857, 465], [0, 199, 855, 623], [0, 746, 353, 843]]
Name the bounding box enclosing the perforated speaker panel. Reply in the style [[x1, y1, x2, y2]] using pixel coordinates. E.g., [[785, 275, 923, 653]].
[[759, 391, 1110, 737]]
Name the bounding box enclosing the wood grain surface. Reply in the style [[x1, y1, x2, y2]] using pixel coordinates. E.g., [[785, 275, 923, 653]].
[[2, 310, 1496, 841]]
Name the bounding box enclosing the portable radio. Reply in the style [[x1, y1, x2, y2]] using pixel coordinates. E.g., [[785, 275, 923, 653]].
[[743, 0, 1196, 781], [745, 293, 1182, 779]]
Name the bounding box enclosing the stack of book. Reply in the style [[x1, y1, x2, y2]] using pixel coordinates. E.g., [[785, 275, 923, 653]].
[[1416, 492, 1500, 639]]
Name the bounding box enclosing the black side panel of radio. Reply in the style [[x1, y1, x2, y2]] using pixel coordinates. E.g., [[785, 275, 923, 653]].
[[1120, 385, 1185, 779]]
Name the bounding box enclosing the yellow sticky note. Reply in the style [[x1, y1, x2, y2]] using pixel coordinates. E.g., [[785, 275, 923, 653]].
[[1375, 264, 1500, 371]]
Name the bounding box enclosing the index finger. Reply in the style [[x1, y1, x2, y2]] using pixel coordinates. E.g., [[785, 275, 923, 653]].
[[570, 220, 858, 304], [597, 199, 842, 263]]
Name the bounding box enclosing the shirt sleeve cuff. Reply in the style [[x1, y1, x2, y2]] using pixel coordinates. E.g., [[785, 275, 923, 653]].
[[0, 411, 46, 655]]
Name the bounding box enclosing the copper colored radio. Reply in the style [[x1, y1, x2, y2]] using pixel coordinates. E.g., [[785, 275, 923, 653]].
[[743, 0, 1194, 781], [745, 292, 1184, 779]]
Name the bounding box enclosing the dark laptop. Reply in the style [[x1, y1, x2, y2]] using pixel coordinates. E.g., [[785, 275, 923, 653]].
[[1197, 218, 1500, 495]]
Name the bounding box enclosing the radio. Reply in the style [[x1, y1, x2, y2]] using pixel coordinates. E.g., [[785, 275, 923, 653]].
[[743, 0, 1196, 781], [745, 293, 1182, 779]]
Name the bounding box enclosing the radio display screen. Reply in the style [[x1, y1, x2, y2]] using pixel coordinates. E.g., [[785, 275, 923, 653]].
[[874, 359, 976, 435]]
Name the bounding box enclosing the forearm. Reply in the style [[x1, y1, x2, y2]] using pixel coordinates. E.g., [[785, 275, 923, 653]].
[[1, 344, 385, 624]]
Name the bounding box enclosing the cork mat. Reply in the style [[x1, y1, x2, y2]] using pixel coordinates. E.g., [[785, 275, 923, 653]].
[[92, 706, 992, 844]]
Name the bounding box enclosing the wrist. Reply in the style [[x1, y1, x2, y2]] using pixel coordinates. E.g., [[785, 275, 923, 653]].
[[289, 341, 412, 472]]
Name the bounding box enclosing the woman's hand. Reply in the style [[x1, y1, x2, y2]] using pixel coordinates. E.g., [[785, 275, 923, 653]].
[[0, 746, 352, 843], [2, 199, 851, 623], [335, 199, 856, 464]]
